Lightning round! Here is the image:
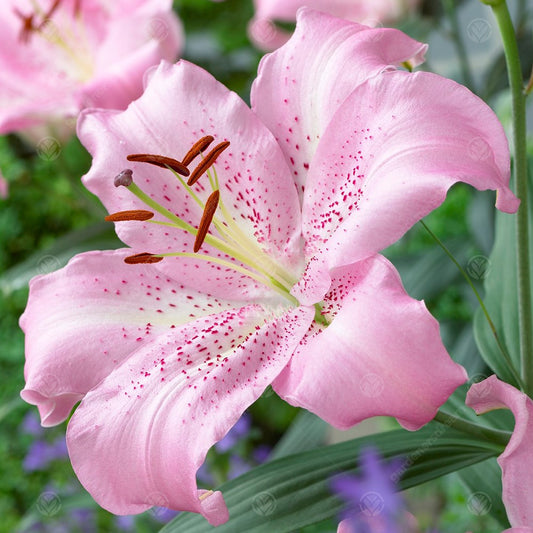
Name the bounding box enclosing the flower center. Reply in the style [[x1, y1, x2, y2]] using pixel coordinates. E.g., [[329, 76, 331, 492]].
[[108, 136, 302, 306], [14, 0, 93, 82]]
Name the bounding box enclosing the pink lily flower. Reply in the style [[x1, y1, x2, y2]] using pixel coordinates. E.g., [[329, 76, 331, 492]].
[[249, 0, 421, 50], [0, 0, 182, 140], [21, 9, 517, 525], [466, 376, 533, 532]]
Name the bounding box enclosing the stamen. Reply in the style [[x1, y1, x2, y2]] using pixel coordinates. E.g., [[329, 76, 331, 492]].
[[181, 135, 215, 167], [127, 154, 190, 177], [38, 0, 62, 29], [105, 210, 154, 222], [14, 9, 34, 43], [194, 190, 220, 252], [15, 0, 63, 41], [199, 490, 214, 502], [124, 253, 163, 264], [187, 141, 230, 186], [114, 169, 134, 187]]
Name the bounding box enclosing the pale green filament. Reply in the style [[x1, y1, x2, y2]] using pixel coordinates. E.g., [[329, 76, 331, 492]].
[[127, 178, 299, 304], [158, 252, 300, 306]]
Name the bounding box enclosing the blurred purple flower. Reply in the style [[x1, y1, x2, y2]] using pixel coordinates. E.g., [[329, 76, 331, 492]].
[[21, 411, 44, 437], [23, 435, 68, 471], [114, 515, 136, 532], [70, 508, 96, 533], [227, 455, 252, 480], [215, 413, 252, 453], [196, 461, 215, 485], [23, 441, 50, 471], [331, 448, 404, 533], [252, 444, 271, 464], [151, 507, 180, 524], [49, 435, 68, 460]]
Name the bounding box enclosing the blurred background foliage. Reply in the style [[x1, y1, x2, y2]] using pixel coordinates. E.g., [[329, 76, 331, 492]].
[[0, 0, 532, 531]]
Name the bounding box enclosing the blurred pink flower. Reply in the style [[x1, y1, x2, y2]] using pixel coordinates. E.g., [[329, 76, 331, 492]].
[[21, 9, 517, 525], [467, 376, 533, 532], [0, 0, 182, 141], [0, 171, 7, 198], [249, 0, 420, 50]]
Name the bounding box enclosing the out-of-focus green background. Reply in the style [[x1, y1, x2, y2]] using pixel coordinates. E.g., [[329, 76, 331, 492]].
[[0, 0, 532, 531]]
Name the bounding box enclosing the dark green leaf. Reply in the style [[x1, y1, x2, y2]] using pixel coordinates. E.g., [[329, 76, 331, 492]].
[[458, 458, 510, 528], [473, 177, 533, 387], [269, 410, 329, 461], [161, 424, 500, 533], [0, 222, 119, 294]]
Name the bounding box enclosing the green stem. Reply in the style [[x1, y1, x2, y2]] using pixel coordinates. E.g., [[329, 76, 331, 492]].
[[433, 411, 510, 448], [487, 1, 532, 394], [421, 221, 525, 390], [442, 0, 475, 91]]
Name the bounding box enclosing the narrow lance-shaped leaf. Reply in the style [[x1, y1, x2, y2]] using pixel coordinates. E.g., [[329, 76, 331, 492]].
[[161, 424, 502, 533]]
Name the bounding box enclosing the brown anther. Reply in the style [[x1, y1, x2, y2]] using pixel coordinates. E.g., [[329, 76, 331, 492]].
[[114, 169, 134, 187], [124, 253, 163, 264], [127, 154, 190, 177], [187, 141, 230, 186], [105, 210, 154, 222], [14, 9, 35, 43], [39, 0, 61, 28], [194, 190, 220, 253], [181, 135, 215, 167]]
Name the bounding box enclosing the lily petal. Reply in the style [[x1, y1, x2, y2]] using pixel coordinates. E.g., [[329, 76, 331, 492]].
[[66, 306, 313, 521], [20, 249, 243, 426], [0, 0, 182, 136], [253, 0, 420, 24], [275, 255, 467, 430], [251, 7, 427, 197], [466, 376, 533, 528], [79, 3, 183, 111], [299, 70, 517, 280], [80, 60, 304, 300]]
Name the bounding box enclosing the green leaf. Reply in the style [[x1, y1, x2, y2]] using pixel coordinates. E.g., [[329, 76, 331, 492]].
[[389, 237, 471, 301], [473, 178, 533, 387], [458, 458, 510, 528], [269, 410, 329, 460], [161, 424, 500, 533], [0, 222, 119, 295]]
